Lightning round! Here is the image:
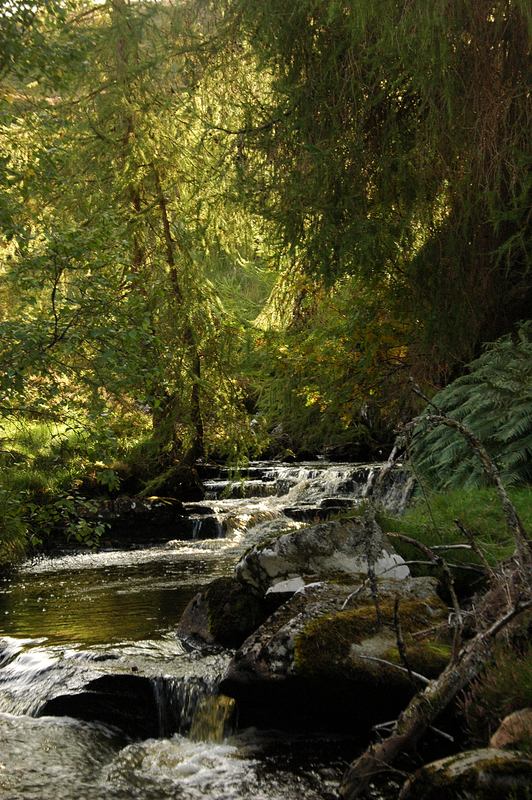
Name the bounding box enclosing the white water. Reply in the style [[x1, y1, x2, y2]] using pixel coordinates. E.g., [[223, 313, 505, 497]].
[[0, 460, 412, 800]]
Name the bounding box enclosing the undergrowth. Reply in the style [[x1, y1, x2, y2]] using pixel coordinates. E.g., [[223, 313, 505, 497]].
[[460, 642, 532, 749], [379, 486, 532, 573], [0, 414, 150, 567]]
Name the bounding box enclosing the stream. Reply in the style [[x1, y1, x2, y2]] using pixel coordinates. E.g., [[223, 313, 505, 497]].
[[0, 461, 413, 800]]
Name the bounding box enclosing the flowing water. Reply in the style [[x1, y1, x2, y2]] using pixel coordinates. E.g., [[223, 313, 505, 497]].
[[0, 461, 412, 800]]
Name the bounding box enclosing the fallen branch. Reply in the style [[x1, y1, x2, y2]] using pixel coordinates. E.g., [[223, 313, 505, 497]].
[[339, 598, 532, 799]]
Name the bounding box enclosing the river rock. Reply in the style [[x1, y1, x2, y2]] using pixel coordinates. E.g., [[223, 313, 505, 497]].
[[177, 577, 270, 648], [490, 708, 532, 751], [398, 748, 532, 800], [235, 517, 409, 595], [219, 577, 450, 730]]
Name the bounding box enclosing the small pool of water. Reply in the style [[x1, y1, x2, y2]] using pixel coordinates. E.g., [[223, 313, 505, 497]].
[[0, 541, 235, 647]]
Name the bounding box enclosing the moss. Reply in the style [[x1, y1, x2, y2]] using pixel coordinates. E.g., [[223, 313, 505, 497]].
[[294, 596, 447, 681], [139, 464, 203, 500], [383, 641, 452, 678]]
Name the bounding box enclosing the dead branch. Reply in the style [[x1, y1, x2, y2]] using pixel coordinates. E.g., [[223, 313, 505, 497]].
[[386, 531, 463, 659], [357, 655, 430, 686], [340, 598, 532, 799], [394, 595, 415, 685]]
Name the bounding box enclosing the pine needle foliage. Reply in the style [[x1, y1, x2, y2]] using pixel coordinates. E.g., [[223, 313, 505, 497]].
[[411, 322, 532, 489], [223, 0, 532, 381]]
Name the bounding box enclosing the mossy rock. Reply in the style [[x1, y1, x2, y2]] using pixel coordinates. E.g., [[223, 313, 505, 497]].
[[399, 748, 532, 800], [140, 465, 204, 502], [177, 577, 268, 648], [220, 577, 449, 730], [294, 594, 449, 688]]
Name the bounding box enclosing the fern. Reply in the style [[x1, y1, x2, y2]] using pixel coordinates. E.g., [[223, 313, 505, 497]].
[[412, 322, 532, 489]]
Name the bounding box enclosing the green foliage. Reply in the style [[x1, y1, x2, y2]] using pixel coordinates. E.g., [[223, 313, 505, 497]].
[[411, 323, 532, 489], [380, 486, 532, 571], [0, 419, 137, 562], [224, 0, 531, 381], [0, 487, 27, 568]]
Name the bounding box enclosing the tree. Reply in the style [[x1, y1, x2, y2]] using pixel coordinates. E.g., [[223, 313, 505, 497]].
[[221, 0, 531, 393], [0, 0, 269, 471]]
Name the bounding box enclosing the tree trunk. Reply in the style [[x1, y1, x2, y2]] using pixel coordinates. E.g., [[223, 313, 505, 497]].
[[153, 167, 204, 462]]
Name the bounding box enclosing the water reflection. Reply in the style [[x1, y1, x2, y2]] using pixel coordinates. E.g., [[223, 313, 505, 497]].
[[0, 546, 233, 647]]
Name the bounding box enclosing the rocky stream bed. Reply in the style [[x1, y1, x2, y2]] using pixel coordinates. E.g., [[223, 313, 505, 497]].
[[1, 461, 529, 799]]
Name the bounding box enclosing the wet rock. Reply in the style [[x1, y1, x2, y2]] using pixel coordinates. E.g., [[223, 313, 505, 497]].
[[320, 498, 356, 509], [39, 674, 162, 739], [220, 577, 449, 730], [490, 708, 532, 751], [177, 577, 270, 649], [235, 517, 409, 595], [282, 506, 343, 522], [398, 748, 532, 800]]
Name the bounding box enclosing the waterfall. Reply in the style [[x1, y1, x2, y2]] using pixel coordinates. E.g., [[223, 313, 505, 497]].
[[195, 461, 414, 536]]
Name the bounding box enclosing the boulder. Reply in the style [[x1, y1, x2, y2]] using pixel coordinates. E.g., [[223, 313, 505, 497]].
[[490, 708, 532, 751], [177, 577, 270, 648], [398, 748, 532, 800], [219, 577, 449, 730], [140, 464, 205, 502], [235, 517, 409, 595]]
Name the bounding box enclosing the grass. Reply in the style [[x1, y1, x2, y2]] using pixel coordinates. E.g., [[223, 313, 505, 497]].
[[379, 486, 532, 571]]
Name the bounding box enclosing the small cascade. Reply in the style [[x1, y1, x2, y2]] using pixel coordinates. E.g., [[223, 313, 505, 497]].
[[184, 460, 415, 550], [152, 675, 234, 741], [189, 694, 236, 743], [189, 515, 225, 539], [0, 641, 67, 716]]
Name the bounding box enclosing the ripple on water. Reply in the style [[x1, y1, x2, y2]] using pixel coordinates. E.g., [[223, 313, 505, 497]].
[[0, 713, 342, 800]]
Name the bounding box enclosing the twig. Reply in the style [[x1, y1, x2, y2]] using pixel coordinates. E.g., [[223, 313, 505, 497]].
[[393, 595, 415, 685], [356, 655, 430, 686], [385, 531, 463, 660], [454, 518, 495, 577]]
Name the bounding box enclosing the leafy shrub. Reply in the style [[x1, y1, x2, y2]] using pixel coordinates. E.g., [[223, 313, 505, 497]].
[[0, 487, 27, 568], [411, 322, 532, 489]]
